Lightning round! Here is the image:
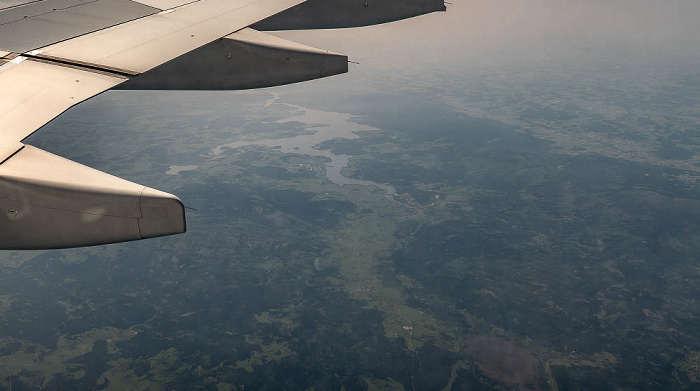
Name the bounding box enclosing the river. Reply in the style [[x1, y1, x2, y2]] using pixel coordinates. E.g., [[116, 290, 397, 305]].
[[205, 99, 397, 197]]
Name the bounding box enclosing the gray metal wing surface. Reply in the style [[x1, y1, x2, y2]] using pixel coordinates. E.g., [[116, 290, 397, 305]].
[[0, 0, 445, 249]]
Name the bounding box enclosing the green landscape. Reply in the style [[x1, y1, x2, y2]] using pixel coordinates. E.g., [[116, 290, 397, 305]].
[[1, 47, 699, 390]]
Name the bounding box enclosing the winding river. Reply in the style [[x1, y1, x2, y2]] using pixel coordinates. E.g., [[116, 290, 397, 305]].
[[207, 100, 397, 196]]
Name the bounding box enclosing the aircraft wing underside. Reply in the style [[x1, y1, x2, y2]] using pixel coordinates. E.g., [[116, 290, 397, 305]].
[[0, 0, 445, 249]]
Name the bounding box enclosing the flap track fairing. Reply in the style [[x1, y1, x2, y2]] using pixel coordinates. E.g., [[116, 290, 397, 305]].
[[118, 28, 348, 91], [0, 145, 185, 249]]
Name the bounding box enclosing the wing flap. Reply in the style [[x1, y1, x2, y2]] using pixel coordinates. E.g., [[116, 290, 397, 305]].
[[37, 0, 306, 73], [0, 57, 125, 142]]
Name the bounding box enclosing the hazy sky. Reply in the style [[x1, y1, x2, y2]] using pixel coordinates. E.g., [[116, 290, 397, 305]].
[[278, 0, 700, 69]]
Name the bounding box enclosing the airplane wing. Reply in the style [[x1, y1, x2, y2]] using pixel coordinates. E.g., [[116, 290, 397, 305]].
[[0, 0, 445, 250]]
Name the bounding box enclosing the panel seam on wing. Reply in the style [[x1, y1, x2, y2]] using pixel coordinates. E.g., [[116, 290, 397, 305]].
[[23, 54, 135, 77]]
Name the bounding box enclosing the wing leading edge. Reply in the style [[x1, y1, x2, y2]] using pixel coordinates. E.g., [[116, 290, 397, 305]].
[[0, 0, 445, 249]]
